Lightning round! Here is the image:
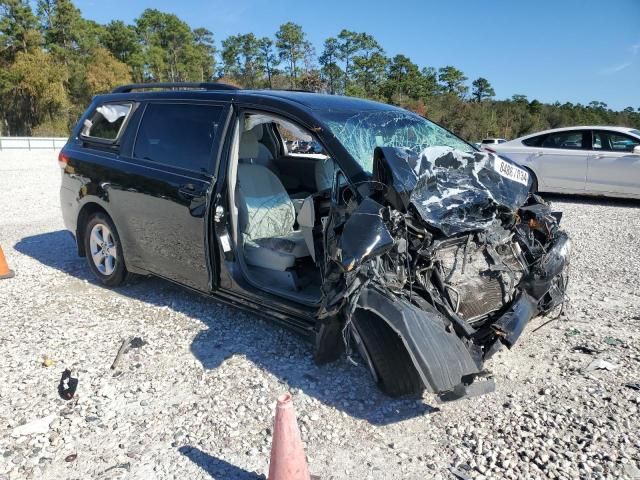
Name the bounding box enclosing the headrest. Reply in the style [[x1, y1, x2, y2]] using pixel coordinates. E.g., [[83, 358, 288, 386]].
[[239, 124, 264, 159]]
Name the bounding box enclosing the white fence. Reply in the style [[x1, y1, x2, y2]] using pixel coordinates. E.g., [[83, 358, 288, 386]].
[[0, 137, 67, 150]]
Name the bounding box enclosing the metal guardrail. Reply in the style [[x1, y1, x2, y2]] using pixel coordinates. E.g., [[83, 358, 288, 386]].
[[0, 137, 68, 150]]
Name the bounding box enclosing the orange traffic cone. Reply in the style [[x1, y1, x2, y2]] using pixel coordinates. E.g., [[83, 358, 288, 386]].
[[268, 393, 311, 480], [0, 246, 14, 280]]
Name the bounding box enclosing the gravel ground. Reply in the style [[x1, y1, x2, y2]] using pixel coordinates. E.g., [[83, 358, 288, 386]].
[[1, 151, 639, 480]]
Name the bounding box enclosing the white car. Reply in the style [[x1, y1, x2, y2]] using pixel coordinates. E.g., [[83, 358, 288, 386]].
[[480, 138, 507, 147], [486, 126, 640, 198]]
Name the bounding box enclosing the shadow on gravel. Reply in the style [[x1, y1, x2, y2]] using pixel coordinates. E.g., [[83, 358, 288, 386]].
[[179, 446, 264, 479], [16, 230, 438, 426]]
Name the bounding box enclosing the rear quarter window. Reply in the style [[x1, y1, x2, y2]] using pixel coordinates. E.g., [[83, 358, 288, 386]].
[[81, 103, 132, 141], [522, 134, 546, 147], [133, 103, 225, 173]]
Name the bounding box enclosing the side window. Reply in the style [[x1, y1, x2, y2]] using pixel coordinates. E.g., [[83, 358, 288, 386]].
[[81, 103, 132, 141], [540, 131, 585, 149], [134, 103, 224, 172], [594, 131, 640, 152], [278, 122, 328, 156], [522, 134, 546, 147]]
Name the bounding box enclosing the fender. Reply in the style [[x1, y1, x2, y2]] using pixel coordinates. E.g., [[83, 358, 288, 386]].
[[356, 287, 483, 395]]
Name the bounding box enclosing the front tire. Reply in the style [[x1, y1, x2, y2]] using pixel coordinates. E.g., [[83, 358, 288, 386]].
[[352, 310, 424, 397], [84, 213, 128, 287]]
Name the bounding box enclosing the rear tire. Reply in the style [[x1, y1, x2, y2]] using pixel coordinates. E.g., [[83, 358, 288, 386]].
[[352, 310, 424, 397], [83, 213, 128, 287]]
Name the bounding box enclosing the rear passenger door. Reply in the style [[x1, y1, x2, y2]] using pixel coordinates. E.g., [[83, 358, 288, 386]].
[[534, 130, 590, 192], [115, 101, 229, 291], [587, 130, 640, 196]]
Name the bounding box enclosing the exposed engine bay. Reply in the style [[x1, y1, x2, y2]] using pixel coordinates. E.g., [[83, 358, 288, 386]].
[[311, 147, 571, 401]]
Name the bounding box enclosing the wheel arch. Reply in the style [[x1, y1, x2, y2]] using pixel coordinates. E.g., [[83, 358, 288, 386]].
[[76, 202, 111, 257]]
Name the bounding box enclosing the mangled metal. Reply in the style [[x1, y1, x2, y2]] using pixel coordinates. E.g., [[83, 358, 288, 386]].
[[319, 146, 571, 400]]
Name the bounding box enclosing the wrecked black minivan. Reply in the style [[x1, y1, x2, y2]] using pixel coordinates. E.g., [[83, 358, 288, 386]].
[[60, 83, 570, 400]]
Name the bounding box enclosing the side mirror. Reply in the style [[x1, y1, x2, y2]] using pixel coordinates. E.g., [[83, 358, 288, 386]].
[[633, 145, 640, 155]]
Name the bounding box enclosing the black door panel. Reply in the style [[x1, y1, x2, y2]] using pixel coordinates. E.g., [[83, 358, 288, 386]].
[[108, 101, 228, 291], [107, 163, 212, 290]]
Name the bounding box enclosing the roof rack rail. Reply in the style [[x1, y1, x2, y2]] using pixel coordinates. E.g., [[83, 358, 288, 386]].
[[111, 82, 241, 94]]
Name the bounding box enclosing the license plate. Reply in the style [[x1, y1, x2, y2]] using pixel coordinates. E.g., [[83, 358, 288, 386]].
[[493, 157, 529, 186]]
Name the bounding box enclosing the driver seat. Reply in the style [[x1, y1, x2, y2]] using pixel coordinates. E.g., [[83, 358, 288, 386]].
[[237, 163, 309, 271]]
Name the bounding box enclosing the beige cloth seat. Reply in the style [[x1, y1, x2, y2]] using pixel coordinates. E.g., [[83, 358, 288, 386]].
[[237, 163, 309, 271], [239, 124, 274, 166]]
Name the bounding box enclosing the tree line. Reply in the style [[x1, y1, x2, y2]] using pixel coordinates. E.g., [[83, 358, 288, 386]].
[[1, 0, 639, 139]]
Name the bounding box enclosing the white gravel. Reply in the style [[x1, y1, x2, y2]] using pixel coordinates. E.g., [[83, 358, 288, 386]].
[[1, 151, 639, 480]]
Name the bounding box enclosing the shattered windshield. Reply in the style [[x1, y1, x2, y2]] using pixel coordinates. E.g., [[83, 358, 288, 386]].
[[319, 109, 474, 173]]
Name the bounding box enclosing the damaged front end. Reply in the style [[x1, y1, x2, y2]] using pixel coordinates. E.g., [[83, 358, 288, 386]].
[[319, 147, 570, 401]]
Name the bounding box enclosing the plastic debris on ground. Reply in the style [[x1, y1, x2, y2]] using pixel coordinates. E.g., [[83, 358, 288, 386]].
[[585, 359, 619, 373]]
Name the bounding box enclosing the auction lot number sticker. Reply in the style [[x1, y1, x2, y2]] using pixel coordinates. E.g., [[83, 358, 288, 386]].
[[493, 156, 529, 186]]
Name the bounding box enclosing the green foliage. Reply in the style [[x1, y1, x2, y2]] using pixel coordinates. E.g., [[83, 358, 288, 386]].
[[471, 77, 495, 102], [275, 22, 310, 87], [222, 33, 262, 87], [0, 49, 70, 135], [0, 0, 39, 59], [257, 37, 278, 88], [438, 66, 468, 97], [0, 0, 638, 138], [319, 37, 341, 94]]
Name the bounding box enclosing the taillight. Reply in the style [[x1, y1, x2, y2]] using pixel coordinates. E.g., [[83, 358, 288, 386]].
[[484, 147, 496, 153], [58, 151, 69, 168]]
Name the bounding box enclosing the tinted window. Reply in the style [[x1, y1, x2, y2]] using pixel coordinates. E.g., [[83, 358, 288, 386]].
[[522, 134, 546, 147], [593, 131, 640, 152], [481, 139, 495, 144], [541, 131, 585, 149], [134, 103, 224, 172], [81, 103, 131, 141]]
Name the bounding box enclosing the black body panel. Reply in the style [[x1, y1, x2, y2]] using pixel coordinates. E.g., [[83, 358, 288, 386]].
[[357, 287, 482, 393]]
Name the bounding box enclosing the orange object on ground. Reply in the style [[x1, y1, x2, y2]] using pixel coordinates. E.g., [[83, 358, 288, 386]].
[[268, 393, 311, 480], [0, 246, 14, 280]]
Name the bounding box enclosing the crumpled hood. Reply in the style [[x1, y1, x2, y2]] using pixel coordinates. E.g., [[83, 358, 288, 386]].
[[372, 146, 532, 235]]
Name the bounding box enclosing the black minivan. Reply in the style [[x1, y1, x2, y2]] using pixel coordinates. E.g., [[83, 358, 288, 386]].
[[60, 83, 570, 400]]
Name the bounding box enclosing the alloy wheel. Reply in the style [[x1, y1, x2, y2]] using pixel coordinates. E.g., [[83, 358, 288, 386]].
[[89, 223, 117, 276]]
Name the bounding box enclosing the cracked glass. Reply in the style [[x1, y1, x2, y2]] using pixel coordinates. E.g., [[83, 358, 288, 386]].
[[319, 109, 474, 173]]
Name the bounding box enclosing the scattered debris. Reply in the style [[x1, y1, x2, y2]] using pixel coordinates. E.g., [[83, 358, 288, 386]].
[[129, 336, 147, 349], [42, 356, 55, 367], [603, 336, 622, 346], [110, 336, 146, 370], [58, 369, 78, 400], [585, 359, 619, 373], [449, 466, 472, 480], [102, 462, 131, 474], [624, 383, 640, 391], [572, 345, 600, 355], [565, 328, 581, 337], [11, 415, 56, 437], [111, 336, 133, 370], [65, 453, 78, 462]]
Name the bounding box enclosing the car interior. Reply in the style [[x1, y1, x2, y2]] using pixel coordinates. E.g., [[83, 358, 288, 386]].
[[227, 112, 338, 304]]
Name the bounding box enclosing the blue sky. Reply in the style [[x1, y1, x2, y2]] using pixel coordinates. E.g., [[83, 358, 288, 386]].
[[75, 0, 640, 110]]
